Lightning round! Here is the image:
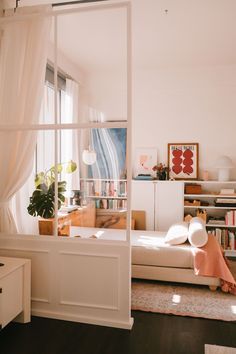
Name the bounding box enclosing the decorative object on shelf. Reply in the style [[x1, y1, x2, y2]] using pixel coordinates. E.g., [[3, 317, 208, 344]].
[[185, 183, 202, 194], [196, 209, 207, 223], [203, 170, 209, 181], [168, 143, 199, 180], [27, 160, 77, 219], [134, 174, 153, 180], [134, 148, 157, 178], [82, 146, 97, 165], [152, 163, 169, 180], [184, 214, 193, 222], [214, 155, 234, 181], [184, 199, 201, 206]]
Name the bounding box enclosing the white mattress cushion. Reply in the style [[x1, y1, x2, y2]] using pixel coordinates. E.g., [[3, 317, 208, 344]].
[[131, 231, 194, 269], [69, 227, 195, 269]]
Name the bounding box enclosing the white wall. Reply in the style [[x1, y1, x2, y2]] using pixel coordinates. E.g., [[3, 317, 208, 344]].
[[85, 0, 236, 180], [86, 70, 127, 121], [86, 64, 236, 180], [133, 65, 236, 180]]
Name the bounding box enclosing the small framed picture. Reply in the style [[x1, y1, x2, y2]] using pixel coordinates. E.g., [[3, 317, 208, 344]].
[[134, 148, 157, 177], [168, 143, 199, 180]]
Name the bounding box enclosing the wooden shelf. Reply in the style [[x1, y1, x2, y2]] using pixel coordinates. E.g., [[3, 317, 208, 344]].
[[96, 209, 126, 214], [183, 180, 236, 253], [183, 180, 236, 184], [184, 194, 236, 198], [87, 196, 127, 200], [184, 205, 236, 210], [225, 250, 236, 257], [206, 224, 236, 228], [81, 178, 127, 182]]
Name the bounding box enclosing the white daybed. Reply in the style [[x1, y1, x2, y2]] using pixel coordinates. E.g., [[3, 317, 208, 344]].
[[131, 230, 220, 289], [70, 227, 220, 289]]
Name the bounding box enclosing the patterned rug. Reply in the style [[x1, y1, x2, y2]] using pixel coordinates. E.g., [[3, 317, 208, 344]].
[[205, 344, 236, 353], [131, 280, 236, 321]]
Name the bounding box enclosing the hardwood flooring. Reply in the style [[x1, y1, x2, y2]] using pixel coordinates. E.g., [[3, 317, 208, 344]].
[[0, 312, 236, 354]]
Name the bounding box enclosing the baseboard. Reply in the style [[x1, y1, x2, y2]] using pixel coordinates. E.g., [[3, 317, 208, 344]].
[[31, 309, 134, 330]]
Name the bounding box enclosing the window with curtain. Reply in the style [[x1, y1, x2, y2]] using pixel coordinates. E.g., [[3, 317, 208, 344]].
[[13, 67, 80, 235]]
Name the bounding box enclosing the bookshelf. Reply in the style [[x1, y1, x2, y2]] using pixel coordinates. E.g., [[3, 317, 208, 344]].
[[183, 180, 236, 255], [81, 178, 127, 212]]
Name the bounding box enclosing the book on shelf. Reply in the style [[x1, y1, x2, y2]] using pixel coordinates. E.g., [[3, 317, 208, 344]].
[[220, 189, 235, 195], [95, 198, 127, 211], [208, 228, 236, 250], [225, 210, 236, 226], [133, 175, 153, 180], [215, 198, 236, 207], [81, 179, 127, 198], [207, 218, 225, 226]]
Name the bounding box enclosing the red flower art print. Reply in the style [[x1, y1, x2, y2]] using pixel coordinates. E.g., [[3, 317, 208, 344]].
[[168, 143, 199, 180]]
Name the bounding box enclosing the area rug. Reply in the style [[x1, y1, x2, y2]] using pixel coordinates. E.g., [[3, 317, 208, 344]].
[[131, 280, 236, 321], [205, 344, 236, 353]]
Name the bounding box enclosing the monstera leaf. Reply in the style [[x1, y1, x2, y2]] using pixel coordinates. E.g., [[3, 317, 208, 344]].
[[27, 161, 76, 219], [27, 181, 67, 219]]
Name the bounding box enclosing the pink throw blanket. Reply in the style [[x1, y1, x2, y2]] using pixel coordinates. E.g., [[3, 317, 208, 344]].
[[192, 234, 236, 295]]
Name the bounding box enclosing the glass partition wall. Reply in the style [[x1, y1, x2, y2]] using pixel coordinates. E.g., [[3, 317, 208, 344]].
[[0, 1, 132, 329], [8, 3, 131, 241]]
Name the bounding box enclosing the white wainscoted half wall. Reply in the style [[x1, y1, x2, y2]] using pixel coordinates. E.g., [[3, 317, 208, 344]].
[[0, 234, 133, 329]]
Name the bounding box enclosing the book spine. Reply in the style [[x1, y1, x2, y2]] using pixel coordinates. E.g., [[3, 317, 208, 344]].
[[229, 232, 235, 250]]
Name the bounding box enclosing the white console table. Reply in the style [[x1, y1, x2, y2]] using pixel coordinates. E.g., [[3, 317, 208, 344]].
[[0, 257, 31, 329]]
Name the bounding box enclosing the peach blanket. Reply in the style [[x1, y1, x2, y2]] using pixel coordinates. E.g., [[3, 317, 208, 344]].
[[193, 234, 236, 295]]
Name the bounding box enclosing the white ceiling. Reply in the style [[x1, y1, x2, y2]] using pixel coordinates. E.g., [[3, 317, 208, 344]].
[[8, 0, 236, 72]]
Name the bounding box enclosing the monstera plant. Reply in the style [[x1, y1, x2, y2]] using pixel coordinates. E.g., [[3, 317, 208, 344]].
[[27, 160, 77, 219]]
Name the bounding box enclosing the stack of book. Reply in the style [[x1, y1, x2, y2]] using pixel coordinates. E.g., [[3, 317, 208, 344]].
[[209, 229, 236, 250], [225, 210, 236, 226], [208, 218, 226, 226], [215, 198, 236, 207]]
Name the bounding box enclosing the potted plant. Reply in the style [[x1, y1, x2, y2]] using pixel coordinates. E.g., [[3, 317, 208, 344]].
[[152, 163, 169, 180], [27, 160, 77, 219]]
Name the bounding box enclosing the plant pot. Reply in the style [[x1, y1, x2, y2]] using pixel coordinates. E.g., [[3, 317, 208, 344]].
[[157, 172, 167, 180]]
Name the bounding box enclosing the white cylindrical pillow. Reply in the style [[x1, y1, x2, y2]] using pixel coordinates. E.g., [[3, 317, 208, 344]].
[[188, 217, 208, 247], [165, 222, 189, 245]]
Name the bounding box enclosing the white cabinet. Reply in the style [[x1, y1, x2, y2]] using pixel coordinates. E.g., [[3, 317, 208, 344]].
[[132, 180, 184, 231], [131, 181, 155, 230], [0, 257, 31, 329], [155, 181, 184, 231]]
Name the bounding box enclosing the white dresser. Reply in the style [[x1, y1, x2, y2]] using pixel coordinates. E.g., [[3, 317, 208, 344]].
[[0, 257, 31, 329]]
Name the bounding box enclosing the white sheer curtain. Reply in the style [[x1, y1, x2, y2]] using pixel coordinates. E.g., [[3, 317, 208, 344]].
[[13, 84, 54, 235], [0, 6, 51, 233], [61, 78, 80, 195]]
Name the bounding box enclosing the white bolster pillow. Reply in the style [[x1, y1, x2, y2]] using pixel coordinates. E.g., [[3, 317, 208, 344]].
[[165, 222, 189, 245], [188, 217, 208, 247]]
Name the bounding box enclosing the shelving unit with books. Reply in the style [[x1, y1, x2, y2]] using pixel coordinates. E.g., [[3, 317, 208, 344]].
[[183, 180, 236, 256], [80, 178, 127, 212]]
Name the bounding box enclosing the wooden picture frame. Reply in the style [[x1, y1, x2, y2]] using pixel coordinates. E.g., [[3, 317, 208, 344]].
[[168, 143, 199, 180]]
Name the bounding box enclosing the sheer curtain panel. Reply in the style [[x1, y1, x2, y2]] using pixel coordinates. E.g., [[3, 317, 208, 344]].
[[0, 6, 51, 233], [61, 78, 80, 192]]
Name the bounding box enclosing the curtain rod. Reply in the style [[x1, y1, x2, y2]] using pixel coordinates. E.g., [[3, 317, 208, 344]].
[[52, 0, 108, 7]]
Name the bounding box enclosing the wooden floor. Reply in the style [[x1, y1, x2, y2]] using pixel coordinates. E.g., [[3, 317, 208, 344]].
[[0, 312, 236, 354]]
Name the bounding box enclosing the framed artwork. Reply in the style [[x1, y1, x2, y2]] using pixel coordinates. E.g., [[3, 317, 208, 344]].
[[134, 148, 157, 177], [168, 143, 199, 180]]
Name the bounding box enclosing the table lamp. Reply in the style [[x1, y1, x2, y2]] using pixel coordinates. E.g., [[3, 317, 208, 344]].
[[214, 155, 234, 181]]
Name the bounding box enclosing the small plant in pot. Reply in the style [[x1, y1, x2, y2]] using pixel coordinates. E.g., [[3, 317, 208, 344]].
[[27, 160, 77, 219], [152, 163, 169, 180]]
